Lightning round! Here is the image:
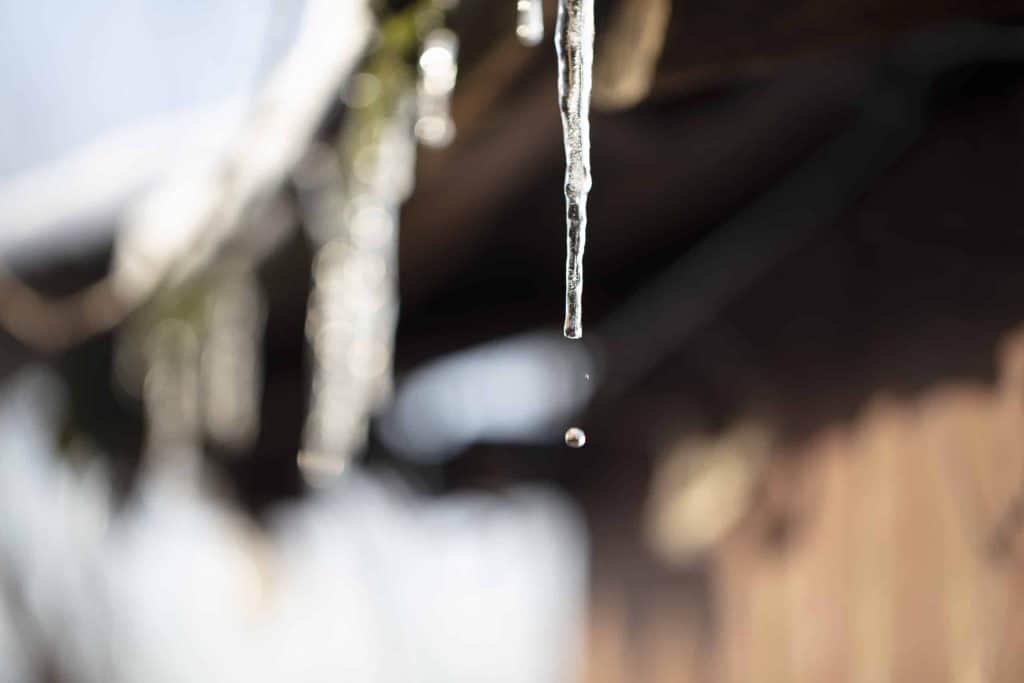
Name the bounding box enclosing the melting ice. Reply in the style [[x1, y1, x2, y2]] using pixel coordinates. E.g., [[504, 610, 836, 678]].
[[554, 0, 593, 339]]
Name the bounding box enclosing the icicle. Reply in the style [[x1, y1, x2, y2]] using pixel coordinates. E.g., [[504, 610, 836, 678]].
[[555, 0, 594, 339], [516, 0, 544, 46], [142, 318, 203, 477], [297, 77, 417, 484], [415, 29, 458, 148], [116, 258, 266, 474], [200, 264, 266, 452]]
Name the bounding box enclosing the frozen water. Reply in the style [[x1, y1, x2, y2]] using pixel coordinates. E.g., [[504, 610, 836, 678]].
[[554, 0, 594, 339]]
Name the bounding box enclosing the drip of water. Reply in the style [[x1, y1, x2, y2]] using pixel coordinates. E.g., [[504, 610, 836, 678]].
[[564, 426, 586, 448], [554, 0, 594, 339], [516, 0, 544, 46]]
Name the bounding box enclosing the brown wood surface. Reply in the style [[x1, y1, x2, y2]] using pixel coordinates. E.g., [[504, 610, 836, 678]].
[[585, 327, 1024, 682]]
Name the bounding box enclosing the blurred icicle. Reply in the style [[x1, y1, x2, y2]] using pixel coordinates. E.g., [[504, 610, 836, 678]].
[[591, 0, 669, 108], [142, 318, 203, 477], [516, 0, 544, 46], [415, 29, 459, 148], [115, 257, 267, 476], [200, 264, 266, 453], [297, 73, 417, 484]]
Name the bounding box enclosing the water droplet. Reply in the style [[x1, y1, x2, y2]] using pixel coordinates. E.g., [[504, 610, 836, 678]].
[[584, 372, 590, 381], [564, 426, 587, 448]]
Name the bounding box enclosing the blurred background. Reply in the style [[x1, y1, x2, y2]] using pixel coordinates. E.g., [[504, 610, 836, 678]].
[[4, 0, 1024, 681]]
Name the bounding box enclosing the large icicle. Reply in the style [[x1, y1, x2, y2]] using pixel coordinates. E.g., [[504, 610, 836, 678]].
[[555, 0, 594, 339]]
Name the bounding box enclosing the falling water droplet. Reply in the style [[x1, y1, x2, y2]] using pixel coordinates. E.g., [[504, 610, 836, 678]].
[[564, 426, 587, 448], [584, 372, 590, 381], [555, 0, 594, 339], [516, 0, 544, 46]]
